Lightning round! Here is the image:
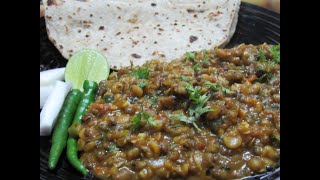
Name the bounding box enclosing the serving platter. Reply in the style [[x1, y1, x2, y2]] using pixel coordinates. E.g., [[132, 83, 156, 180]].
[[40, 2, 280, 180]]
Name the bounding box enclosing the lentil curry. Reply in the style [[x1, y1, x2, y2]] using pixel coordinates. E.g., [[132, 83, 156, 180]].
[[77, 44, 280, 180]]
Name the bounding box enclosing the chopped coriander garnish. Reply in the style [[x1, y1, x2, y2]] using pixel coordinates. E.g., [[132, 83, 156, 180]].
[[131, 64, 150, 79], [108, 143, 119, 152], [192, 64, 201, 71], [256, 72, 274, 83], [138, 81, 147, 88], [180, 76, 189, 81], [131, 111, 143, 130], [257, 48, 266, 62], [130, 61, 134, 70], [143, 113, 157, 126], [201, 50, 206, 58], [172, 114, 201, 131], [149, 95, 159, 104], [269, 44, 280, 63], [204, 81, 231, 95], [173, 83, 212, 131], [201, 50, 209, 63], [170, 124, 184, 128], [185, 52, 195, 60], [131, 111, 157, 130]]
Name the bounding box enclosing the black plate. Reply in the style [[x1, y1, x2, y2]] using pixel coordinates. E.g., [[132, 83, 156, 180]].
[[40, 2, 280, 180]]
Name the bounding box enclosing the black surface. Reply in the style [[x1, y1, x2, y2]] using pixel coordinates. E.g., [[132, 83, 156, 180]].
[[40, 2, 280, 180]]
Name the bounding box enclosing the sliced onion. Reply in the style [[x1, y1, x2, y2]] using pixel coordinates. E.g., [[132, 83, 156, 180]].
[[40, 80, 72, 136], [40, 68, 65, 86], [40, 85, 53, 108]]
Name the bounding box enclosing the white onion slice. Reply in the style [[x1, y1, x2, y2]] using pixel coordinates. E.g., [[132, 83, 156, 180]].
[[40, 68, 65, 86], [40, 80, 72, 136]]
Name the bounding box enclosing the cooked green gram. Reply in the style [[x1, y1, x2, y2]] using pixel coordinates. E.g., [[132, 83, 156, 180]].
[[77, 44, 280, 180]]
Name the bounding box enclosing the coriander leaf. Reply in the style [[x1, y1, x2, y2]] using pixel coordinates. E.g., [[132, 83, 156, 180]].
[[269, 44, 280, 63], [143, 113, 157, 126], [180, 76, 189, 81], [130, 61, 134, 70], [220, 86, 231, 95], [192, 64, 201, 71], [172, 114, 201, 131], [201, 50, 206, 57], [138, 81, 147, 88], [192, 122, 201, 132], [149, 95, 159, 104], [204, 81, 231, 95], [131, 111, 157, 130], [108, 143, 119, 152], [257, 48, 266, 62], [131, 111, 143, 130], [204, 81, 218, 91], [184, 82, 203, 104], [256, 72, 274, 83], [185, 52, 195, 60], [201, 50, 209, 63], [170, 124, 184, 128], [131, 64, 150, 79], [190, 105, 212, 119]]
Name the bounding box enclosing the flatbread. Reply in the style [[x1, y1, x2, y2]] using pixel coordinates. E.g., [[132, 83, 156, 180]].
[[43, 0, 240, 69]]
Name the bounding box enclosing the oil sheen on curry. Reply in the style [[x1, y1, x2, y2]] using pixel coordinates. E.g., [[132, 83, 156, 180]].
[[76, 44, 280, 180]]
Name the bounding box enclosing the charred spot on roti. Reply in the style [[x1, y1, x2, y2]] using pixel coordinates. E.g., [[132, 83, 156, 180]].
[[194, 14, 198, 18], [157, 33, 161, 35], [117, 6, 121, 10], [131, 54, 141, 59], [59, 17, 62, 20], [99, 26, 104, 30], [116, 32, 121, 36], [90, 14, 93, 17], [64, 25, 69, 32], [155, 12, 159, 15], [187, 9, 195, 13], [143, 36, 146, 38], [68, 49, 73, 53], [189, 36, 198, 43], [128, 17, 138, 24], [78, 30, 82, 33], [77, 7, 81, 12], [151, 3, 157, 7], [174, 23, 178, 26], [159, 28, 164, 31], [47, 0, 63, 6], [132, 40, 139, 45], [59, 45, 63, 49], [46, 16, 52, 20], [154, 41, 157, 44], [85, 34, 90, 38], [118, 16, 121, 19], [103, 48, 107, 51]]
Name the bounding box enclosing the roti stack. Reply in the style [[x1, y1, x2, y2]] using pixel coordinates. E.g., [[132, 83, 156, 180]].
[[43, 0, 241, 69]]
